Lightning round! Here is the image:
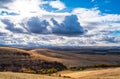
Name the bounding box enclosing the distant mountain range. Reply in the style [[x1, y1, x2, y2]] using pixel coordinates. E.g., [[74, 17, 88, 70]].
[[0, 45, 120, 54]]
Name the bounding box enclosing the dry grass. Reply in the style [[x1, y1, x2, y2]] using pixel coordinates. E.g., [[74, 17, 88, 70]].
[[0, 47, 66, 72], [0, 72, 70, 79], [60, 67, 120, 79], [31, 49, 120, 67], [0, 47, 120, 79], [0, 47, 120, 68], [0, 68, 120, 79]]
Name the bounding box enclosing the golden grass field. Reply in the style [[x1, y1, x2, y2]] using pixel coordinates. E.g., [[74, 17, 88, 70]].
[[0, 72, 69, 79], [0, 67, 120, 79], [0, 47, 120, 79], [0, 47, 120, 67], [60, 67, 120, 79], [31, 48, 120, 67]]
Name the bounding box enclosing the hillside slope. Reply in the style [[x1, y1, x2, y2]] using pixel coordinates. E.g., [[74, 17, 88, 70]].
[[31, 48, 120, 67], [60, 67, 120, 79], [0, 47, 66, 73], [0, 68, 120, 79], [0, 46, 120, 72], [0, 72, 70, 79]]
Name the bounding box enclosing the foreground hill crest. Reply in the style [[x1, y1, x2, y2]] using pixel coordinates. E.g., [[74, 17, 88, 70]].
[[0, 47, 66, 73]]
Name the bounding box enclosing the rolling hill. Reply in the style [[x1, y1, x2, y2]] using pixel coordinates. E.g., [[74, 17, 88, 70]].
[[0, 72, 70, 79], [31, 48, 120, 67], [0, 47, 120, 79], [0, 47, 66, 73], [0, 47, 120, 73], [60, 67, 120, 79], [0, 68, 120, 79]]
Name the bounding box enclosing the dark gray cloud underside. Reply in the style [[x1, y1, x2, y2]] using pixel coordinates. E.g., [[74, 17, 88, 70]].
[[1, 15, 86, 35], [0, 0, 13, 8], [1, 19, 24, 33], [27, 17, 49, 34], [51, 15, 85, 34], [26, 15, 86, 35], [0, 0, 13, 3]]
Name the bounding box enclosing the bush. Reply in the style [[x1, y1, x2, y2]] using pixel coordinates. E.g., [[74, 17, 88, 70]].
[[21, 68, 36, 74], [63, 76, 71, 78], [69, 64, 120, 71], [37, 68, 58, 74], [70, 67, 85, 71]]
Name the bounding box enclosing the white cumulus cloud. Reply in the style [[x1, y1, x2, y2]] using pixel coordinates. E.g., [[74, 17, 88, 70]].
[[0, 0, 120, 46], [49, 0, 66, 10]]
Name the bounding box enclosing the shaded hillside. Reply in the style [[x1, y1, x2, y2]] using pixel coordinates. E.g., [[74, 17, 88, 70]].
[[31, 48, 120, 67], [0, 47, 66, 73]]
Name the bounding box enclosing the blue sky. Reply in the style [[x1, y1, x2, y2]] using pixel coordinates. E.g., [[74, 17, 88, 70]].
[[0, 0, 120, 46], [43, 0, 120, 14]]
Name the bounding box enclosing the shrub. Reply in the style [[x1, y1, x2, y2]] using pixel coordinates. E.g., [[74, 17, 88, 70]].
[[21, 68, 36, 74], [63, 76, 71, 78], [70, 67, 85, 71], [37, 68, 58, 74], [69, 64, 120, 71]]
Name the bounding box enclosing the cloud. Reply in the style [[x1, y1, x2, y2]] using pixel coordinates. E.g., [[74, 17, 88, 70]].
[[103, 36, 119, 43], [72, 8, 120, 35], [25, 15, 86, 35], [0, 0, 45, 17], [0, 0, 120, 46], [71, 8, 120, 46], [26, 17, 49, 34], [0, 0, 13, 3], [49, 0, 66, 10], [0, 0, 13, 5], [1, 19, 25, 33], [0, 0, 13, 8], [51, 15, 86, 35], [0, 10, 19, 16]]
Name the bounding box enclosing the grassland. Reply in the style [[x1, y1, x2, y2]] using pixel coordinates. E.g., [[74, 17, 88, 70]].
[[31, 48, 120, 67], [0, 47, 120, 68], [0, 47, 66, 73], [0, 47, 120, 79], [0, 72, 69, 79], [0, 67, 120, 79], [59, 67, 120, 79]]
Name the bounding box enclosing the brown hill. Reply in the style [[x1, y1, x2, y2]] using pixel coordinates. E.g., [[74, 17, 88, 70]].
[[0, 47, 120, 73], [31, 48, 120, 67], [0, 47, 66, 73], [60, 67, 120, 79], [0, 72, 70, 79]]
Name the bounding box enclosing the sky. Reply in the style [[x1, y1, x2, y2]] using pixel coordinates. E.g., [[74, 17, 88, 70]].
[[0, 0, 120, 47]]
